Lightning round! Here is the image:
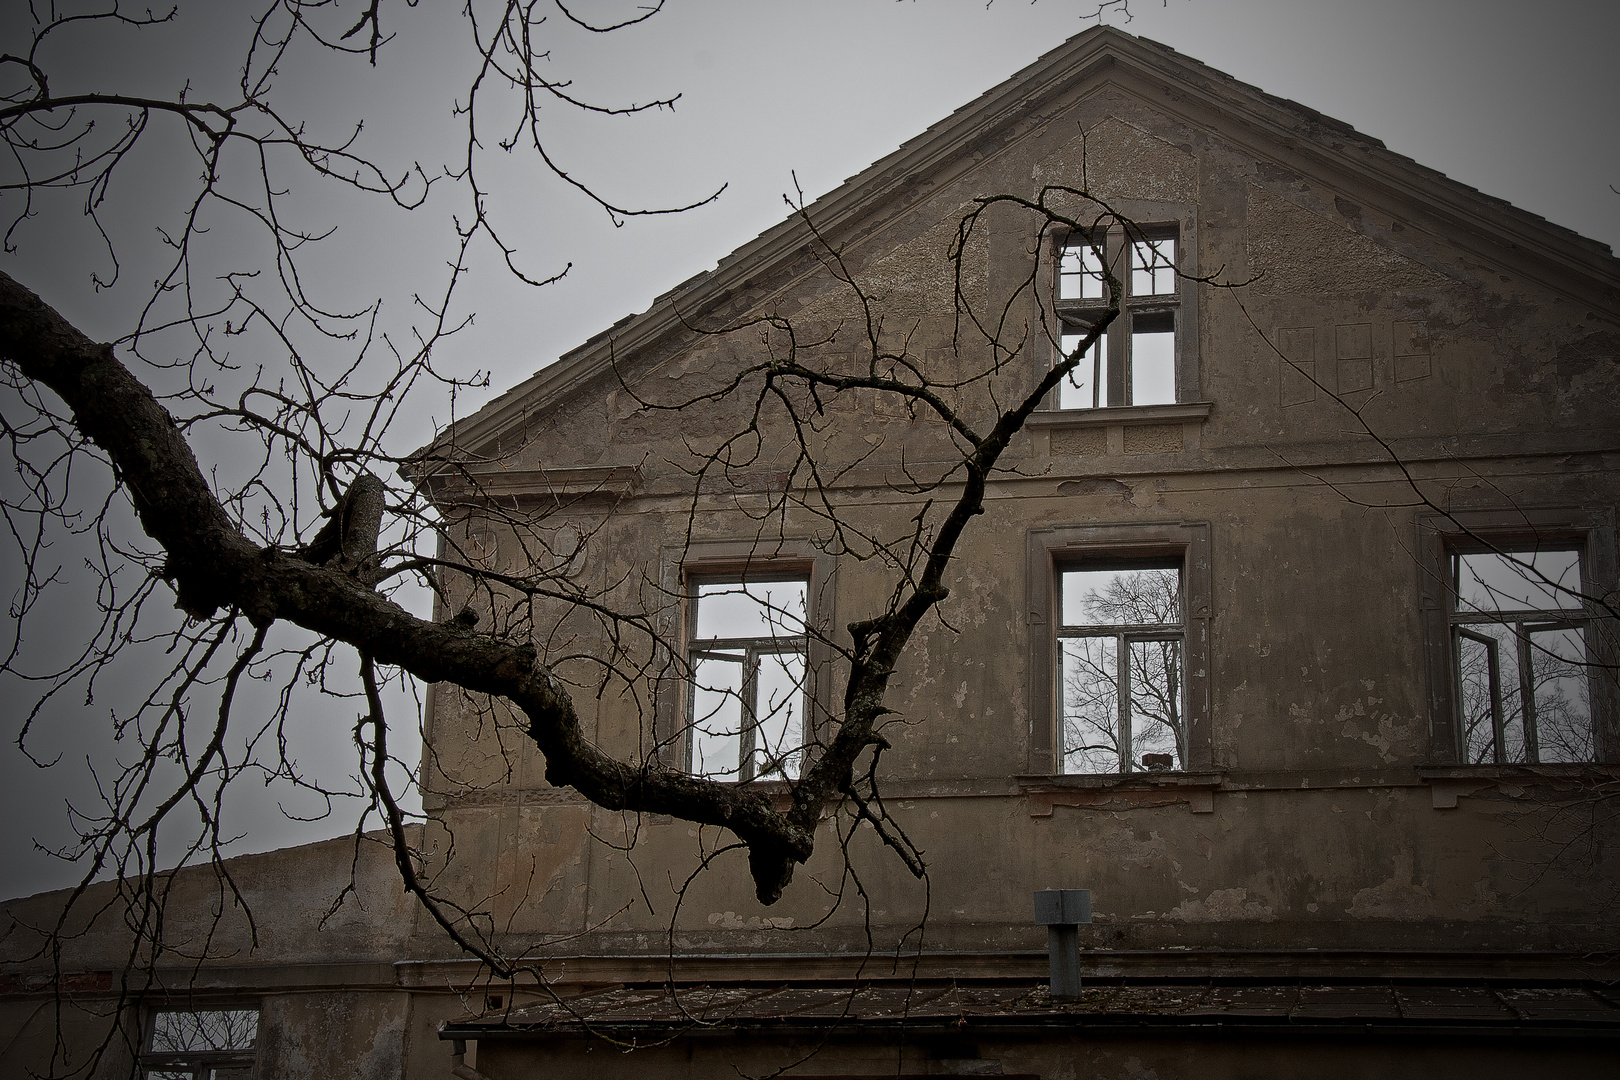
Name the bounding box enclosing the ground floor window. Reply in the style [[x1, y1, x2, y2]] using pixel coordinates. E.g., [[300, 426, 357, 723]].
[[141, 1008, 257, 1080]]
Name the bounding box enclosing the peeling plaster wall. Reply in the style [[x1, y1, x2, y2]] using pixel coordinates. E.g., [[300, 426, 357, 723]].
[[418, 70, 1620, 979]]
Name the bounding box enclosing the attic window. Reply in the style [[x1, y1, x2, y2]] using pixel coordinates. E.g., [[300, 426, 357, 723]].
[[1055, 228, 1180, 409]]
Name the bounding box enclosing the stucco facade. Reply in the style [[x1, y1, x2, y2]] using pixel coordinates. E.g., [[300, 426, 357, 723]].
[[5, 26, 1618, 1079]]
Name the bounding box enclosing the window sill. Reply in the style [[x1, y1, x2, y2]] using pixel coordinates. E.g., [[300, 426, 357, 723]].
[[1416, 763, 1620, 808], [1019, 771, 1223, 816], [1026, 401, 1212, 428], [1027, 402, 1211, 457]]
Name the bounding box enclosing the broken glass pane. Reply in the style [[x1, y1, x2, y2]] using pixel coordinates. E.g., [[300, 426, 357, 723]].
[[1528, 625, 1593, 763], [1457, 630, 1508, 764], [1130, 317, 1175, 405], [149, 1011, 258, 1054], [691, 651, 745, 779], [1061, 568, 1181, 628], [1129, 637, 1183, 769]]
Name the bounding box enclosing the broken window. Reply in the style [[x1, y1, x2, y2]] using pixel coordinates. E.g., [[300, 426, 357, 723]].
[[1058, 562, 1185, 773], [141, 1008, 258, 1080], [1055, 229, 1179, 409], [686, 575, 809, 781], [1452, 547, 1596, 764]]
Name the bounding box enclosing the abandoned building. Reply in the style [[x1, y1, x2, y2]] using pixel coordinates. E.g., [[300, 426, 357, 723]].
[[4, 24, 1619, 1080]]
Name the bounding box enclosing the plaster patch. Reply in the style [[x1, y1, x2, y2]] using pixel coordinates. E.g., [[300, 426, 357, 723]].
[[1247, 185, 1449, 293], [1079, 824, 1168, 869], [1033, 116, 1198, 203], [1346, 850, 1435, 920], [797, 207, 987, 321], [1337, 700, 1419, 763], [1121, 1057, 1161, 1080], [1163, 887, 1277, 922], [706, 911, 795, 930]]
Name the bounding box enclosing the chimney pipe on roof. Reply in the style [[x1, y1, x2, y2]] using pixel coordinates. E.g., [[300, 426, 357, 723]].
[[1034, 889, 1091, 999]]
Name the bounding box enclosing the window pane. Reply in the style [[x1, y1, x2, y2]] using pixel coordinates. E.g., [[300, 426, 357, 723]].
[[1454, 549, 1582, 614], [1061, 637, 1121, 773], [1458, 622, 1529, 763], [753, 652, 806, 780], [1129, 638, 1183, 769], [691, 651, 745, 779], [1457, 631, 1505, 764], [150, 1011, 258, 1053], [1059, 242, 1106, 300], [1130, 323, 1175, 405], [1061, 568, 1181, 628], [1058, 332, 1106, 409], [1528, 625, 1593, 763], [695, 579, 807, 639], [1131, 237, 1176, 295]]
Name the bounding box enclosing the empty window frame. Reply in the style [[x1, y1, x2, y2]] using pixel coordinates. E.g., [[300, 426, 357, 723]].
[[1451, 547, 1596, 764], [1418, 508, 1619, 765], [1058, 561, 1186, 773], [1055, 227, 1179, 409], [686, 575, 809, 781], [141, 1008, 258, 1080]]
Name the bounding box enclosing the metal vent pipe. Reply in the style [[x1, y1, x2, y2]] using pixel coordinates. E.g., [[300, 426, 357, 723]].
[[1033, 889, 1091, 999]]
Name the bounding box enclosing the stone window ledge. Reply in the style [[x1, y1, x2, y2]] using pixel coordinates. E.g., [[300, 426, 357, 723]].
[[1416, 763, 1620, 808], [1026, 401, 1212, 429], [1027, 402, 1212, 457], [1018, 772, 1224, 816]]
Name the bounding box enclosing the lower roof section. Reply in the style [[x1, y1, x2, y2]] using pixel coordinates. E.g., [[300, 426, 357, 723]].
[[439, 978, 1620, 1043]]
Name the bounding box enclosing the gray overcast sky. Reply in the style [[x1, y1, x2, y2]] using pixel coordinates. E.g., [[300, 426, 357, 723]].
[[446, 0, 1620, 405], [3, 0, 1617, 897]]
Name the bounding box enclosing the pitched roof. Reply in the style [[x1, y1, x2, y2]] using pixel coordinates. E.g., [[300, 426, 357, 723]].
[[421, 25, 1620, 465]]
